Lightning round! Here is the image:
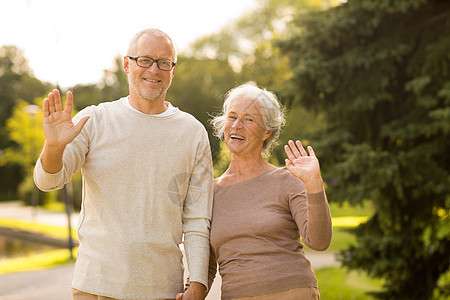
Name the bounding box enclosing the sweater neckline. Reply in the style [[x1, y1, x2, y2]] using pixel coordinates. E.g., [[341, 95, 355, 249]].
[[215, 167, 283, 188], [119, 97, 180, 118]]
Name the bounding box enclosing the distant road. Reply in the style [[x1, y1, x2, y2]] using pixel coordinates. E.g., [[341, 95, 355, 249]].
[[0, 263, 74, 300]]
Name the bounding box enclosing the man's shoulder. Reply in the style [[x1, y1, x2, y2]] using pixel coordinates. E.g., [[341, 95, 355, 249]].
[[89, 98, 124, 110], [175, 109, 206, 129], [77, 98, 124, 115], [73, 99, 124, 125]]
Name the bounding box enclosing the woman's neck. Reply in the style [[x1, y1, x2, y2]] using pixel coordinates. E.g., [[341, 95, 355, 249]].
[[219, 154, 275, 185]]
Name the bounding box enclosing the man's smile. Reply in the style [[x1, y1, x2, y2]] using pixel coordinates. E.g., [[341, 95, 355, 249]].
[[143, 78, 161, 83]]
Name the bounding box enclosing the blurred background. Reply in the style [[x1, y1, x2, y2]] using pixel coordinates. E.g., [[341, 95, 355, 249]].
[[0, 0, 449, 299]]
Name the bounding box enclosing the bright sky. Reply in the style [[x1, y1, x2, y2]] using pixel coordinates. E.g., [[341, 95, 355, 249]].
[[1, 0, 257, 88]]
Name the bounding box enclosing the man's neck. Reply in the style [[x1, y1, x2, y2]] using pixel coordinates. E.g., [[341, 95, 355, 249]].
[[128, 96, 168, 115]]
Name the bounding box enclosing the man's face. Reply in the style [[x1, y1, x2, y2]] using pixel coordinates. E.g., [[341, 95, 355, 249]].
[[124, 34, 176, 102]]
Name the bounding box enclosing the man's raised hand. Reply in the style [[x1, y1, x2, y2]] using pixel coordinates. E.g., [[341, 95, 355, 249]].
[[43, 89, 89, 148]]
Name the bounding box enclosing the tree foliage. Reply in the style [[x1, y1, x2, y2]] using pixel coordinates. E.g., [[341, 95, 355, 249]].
[[167, 56, 239, 159], [0, 45, 51, 199], [0, 99, 46, 203], [0, 46, 51, 129], [1, 100, 44, 168], [184, 0, 338, 161], [70, 56, 129, 110], [280, 0, 450, 298]]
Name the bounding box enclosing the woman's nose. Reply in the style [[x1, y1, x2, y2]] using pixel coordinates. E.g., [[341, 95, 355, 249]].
[[232, 119, 243, 128]]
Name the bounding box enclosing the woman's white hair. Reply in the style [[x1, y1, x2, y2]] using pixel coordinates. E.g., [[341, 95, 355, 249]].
[[211, 83, 286, 158]]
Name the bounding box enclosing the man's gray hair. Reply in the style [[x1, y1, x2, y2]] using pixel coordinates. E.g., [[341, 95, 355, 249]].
[[127, 28, 177, 62]]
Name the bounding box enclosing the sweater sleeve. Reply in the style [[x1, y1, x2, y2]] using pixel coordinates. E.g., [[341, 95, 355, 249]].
[[33, 157, 66, 191], [207, 246, 218, 292], [304, 190, 333, 251], [182, 128, 214, 290], [33, 108, 91, 191], [288, 178, 332, 251]]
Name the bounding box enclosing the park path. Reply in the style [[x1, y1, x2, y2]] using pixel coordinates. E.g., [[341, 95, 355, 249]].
[[0, 201, 339, 300]]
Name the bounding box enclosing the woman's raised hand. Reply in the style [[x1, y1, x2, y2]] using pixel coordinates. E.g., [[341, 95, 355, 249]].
[[284, 140, 324, 193]]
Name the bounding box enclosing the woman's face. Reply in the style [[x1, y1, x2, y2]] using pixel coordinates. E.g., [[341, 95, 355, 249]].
[[224, 97, 272, 157]]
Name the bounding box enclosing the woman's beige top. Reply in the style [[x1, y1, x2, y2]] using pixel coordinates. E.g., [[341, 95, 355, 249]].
[[209, 167, 332, 299]]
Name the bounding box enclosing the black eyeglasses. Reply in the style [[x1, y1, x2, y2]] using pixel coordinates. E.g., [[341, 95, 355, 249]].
[[127, 56, 176, 71]]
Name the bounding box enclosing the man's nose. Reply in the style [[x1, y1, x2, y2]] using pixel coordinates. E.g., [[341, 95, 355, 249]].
[[146, 62, 160, 73]]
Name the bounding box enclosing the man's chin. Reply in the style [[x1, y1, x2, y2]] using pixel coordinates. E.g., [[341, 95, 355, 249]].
[[141, 89, 164, 101]]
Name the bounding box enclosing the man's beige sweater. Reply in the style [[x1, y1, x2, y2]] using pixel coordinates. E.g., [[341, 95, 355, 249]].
[[34, 98, 213, 299]]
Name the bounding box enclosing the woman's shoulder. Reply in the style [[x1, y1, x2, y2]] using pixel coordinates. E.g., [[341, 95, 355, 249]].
[[271, 167, 306, 192], [270, 166, 301, 181]]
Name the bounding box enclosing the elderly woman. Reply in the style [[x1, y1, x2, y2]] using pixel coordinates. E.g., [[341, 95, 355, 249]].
[[209, 83, 332, 300], [178, 84, 332, 300]]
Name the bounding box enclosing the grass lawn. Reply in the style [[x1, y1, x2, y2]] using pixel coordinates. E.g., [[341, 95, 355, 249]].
[[317, 267, 383, 299], [324, 200, 371, 252], [0, 248, 76, 275], [0, 218, 77, 240], [0, 217, 78, 275], [310, 200, 384, 298]]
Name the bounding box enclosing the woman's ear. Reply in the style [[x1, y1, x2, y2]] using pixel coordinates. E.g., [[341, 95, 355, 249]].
[[264, 130, 272, 141]]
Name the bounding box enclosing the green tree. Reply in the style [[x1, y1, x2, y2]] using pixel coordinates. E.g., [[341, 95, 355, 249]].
[[0, 45, 51, 200], [97, 56, 129, 104], [0, 45, 51, 129], [69, 55, 129, 111], [184, 0, 339, 161], [167, 56, 239, 159], [188, 0, 340, 61], [69, 83, 103, 110], [280, 0, 450, 298], [0, 99, 45, 203]]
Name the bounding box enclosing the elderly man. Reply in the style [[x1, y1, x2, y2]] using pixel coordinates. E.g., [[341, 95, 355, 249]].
[[34, 28, 213, 300]]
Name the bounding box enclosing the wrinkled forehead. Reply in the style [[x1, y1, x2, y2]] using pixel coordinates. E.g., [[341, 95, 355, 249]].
[[132, 34, 176, 60], [227, 96, 265, 115]]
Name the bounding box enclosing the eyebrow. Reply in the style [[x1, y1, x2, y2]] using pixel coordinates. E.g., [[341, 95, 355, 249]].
[[139, 55, 173, 61], [227, 111, 258, 117]]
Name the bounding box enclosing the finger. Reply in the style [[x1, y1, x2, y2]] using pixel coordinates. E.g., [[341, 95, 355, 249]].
[[54, 91, 63, 113], [307, 145, 316, 157], [295, 140, 308, 156], [43, 98, 50, 118], [73, 115, 90, 134], [48, 91, 56, 114], [285, 158, 292, 167], [287, 140, 301, 158], [64, 91, 73, 114], [285, 159, 296, 175], [175, 293, 183, 300], [284, 144, 296, 162]]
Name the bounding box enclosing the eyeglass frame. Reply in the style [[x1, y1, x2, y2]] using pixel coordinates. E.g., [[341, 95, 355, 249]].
[[127, 56, 176, 71]]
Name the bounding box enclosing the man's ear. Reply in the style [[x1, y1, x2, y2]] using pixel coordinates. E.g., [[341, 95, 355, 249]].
[[123, 56, 129, 74], [171, 63, 176, 78]]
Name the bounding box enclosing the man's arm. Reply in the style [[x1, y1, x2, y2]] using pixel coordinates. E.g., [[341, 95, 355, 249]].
[[40, 89, 89, 174], [182, 129, 214, 299]]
